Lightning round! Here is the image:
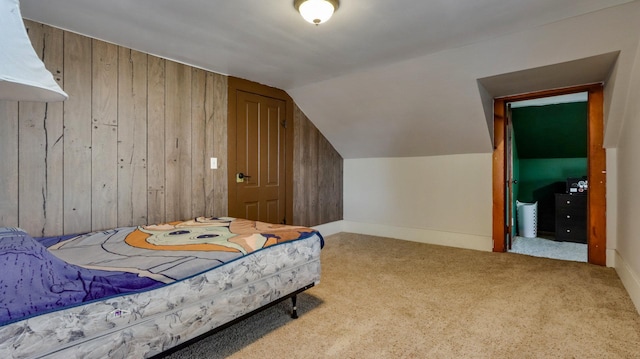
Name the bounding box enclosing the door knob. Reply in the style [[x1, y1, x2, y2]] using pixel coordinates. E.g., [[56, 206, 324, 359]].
[[236, 172, 251, 183]]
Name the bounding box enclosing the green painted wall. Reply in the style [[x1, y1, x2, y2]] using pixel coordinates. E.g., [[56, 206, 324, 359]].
[[518, 158, 587, 202], [518, 158, 586, 233], [512, 102, 587, 159], [512, 102, 587, 234]]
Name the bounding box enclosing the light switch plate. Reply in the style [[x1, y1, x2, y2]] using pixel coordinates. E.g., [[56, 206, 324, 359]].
[[210, 157, 218, 169]]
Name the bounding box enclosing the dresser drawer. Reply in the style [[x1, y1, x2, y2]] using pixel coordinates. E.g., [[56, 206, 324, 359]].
[[555, 194, 586, 214], [555, 224, 587, 243], [555, 193, 587, 243], [556, 211, 586, 222]]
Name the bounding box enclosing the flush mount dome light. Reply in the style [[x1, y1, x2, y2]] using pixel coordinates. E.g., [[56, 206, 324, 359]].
[[294, 0, 339, 25]]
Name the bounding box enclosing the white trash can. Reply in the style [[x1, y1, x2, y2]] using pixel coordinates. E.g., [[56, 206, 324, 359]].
[[516, 200, 538, 238]]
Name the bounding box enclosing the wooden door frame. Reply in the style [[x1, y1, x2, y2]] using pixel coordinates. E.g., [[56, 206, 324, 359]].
[[492, 83, 606, 265], [227, 77, 294, 224]]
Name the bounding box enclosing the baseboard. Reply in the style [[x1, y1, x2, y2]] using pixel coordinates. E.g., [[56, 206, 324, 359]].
[[606, 249, 616, 268], [312, 220, 345, 237], [342, 221, 493, 252], [314, 221, 634, 310], [614, 250, 640, 315]]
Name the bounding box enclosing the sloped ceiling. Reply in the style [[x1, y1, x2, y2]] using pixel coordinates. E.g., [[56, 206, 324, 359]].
[[20, 0, 640, 158]]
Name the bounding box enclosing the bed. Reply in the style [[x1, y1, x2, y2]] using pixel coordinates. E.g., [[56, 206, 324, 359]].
[[0, 217, 323, 358]]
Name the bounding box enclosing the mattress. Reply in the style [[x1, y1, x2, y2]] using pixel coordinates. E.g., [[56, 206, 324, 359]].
[[0, 218, 323, 358]]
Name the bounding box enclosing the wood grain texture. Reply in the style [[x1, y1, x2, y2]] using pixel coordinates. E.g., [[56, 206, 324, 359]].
[[492, 99, 506, 252], [1, 20, 336, 236], [227, 77, 294, 222], [62, 31, 92, 234], [117, 48, 148, 226], [18, 22, 64, 236], [191, 68, 207, 217], [292, 104, 305, 225], [587, 86, 606, 266], [306, 119, 319, 226], [147, 56, 166, 224], [284, 91, 295, 225], [204, 73, 216, 217], [41, 24, 65, 236], [318, 134, 342, 224], [164, 62, 193, 221], [292, 105, 343, 227], [0, 100, 19, 226], [208, 73, 228, 217], [293, 106, 310, 227], [18, 21, 47, 236], [91, 39, 119, 231]]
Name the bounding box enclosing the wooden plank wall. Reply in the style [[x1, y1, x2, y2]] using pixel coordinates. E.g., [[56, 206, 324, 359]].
[[18, 23, 64, 237], [0, 20, 340, 235], [63, 32, 92, 234], [0, 20, 228, 236], [293, 105, 343, 227]]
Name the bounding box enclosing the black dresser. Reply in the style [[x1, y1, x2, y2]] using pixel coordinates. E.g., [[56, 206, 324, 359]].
[[555, 193, 587, 243]]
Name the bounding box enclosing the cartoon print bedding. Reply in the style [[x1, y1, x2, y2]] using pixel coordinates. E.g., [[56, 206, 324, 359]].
[[0, 217, 322, 326]]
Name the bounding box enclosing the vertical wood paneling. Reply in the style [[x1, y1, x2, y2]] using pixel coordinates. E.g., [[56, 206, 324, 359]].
[[191, 68, 207, 216], [117, 48, 148, 226], [208, 73, 228, 217], [292, 105, 343, 227], [41, 24, 65, 235], [147, 56, 166, 224], [316, 135, 342, 224], [18, 21, 47, 236], [204, 73, 216, 216], [0, 100, 19, 226], [18, 22, 64, 236], [492, 99, 506, 252], [164, 62, 192, 221], [588, 86, 606, 266], [91, 40, 119, 231], [334, 144, 344, 220], [0, 21, 270, 236], [292, 106, 306, 225], [305, 118, 319, 226], [63, 32, 93, 234]]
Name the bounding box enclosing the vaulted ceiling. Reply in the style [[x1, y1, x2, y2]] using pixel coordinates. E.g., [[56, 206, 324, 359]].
[[20, 0, 640, 158]]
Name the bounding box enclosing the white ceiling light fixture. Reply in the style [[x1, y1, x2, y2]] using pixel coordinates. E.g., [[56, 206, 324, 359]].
[[294, 0, 339, 25], [0, 0, 68, 102]]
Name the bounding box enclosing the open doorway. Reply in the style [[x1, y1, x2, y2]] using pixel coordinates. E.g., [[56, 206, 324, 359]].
[[507, 93, 588, 262], [492, 84, 606, 266]]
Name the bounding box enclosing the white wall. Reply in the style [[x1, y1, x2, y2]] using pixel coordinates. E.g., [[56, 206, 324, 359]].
[[343, 154, 493, 251], [338, 83, 639, 312], [341, 149, 640, 311], [614, 35, 640, 313], [606, 148, 618, 267], [336, 4, 640, 312]]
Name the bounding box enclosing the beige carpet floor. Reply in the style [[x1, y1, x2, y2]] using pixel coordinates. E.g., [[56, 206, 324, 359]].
[[166, 233, 640, 359]]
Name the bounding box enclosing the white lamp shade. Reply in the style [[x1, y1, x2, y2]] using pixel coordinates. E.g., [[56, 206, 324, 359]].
[[0, 0, 68, 102], [297, 0, 337, 25]]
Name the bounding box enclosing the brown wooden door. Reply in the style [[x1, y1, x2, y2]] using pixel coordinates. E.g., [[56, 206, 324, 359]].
[[233, 90, 286, 223], [492, 84, 606, 265]]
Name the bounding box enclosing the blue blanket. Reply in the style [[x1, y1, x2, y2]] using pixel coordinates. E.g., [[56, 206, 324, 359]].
[[0, 229, 163, 326], [0, 218, 321, 326]]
